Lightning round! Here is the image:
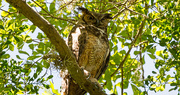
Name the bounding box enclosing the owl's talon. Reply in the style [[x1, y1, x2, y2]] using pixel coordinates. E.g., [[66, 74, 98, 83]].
[[89, 78, 103, 90], [86, 72, 91, 79], [80, 66, 91, 79], [80, 66, 84, 71], [84, 69, 91, 79]]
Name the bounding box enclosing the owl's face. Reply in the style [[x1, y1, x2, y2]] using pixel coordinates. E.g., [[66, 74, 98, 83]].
[[78, 7, 112, 29]]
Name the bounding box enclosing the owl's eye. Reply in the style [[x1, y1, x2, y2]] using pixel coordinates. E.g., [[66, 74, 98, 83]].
[[88, 16, 94, 20], [101, 18, 105, 21]]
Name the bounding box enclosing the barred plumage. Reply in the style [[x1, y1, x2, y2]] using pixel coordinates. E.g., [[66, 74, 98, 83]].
[[61, 7, 112, 95]]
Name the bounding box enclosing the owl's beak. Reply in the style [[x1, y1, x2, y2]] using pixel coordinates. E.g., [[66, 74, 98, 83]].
[[96, 20, 100, 26]]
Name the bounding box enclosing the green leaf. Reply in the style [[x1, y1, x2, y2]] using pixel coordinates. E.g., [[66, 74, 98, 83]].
[[148, 54, 156, 59], [9, 43, 14, 51], [105, 69, 112, 90], [112, 52, 121, 64], [43, 60, 50, 68], [5, 40, 11, 45], [148, 48, 156, 54], [29, 44, 34, 50], [152, 71, 157, 74], [1, 54, 10, 59], [165, 75, 171, 81], [169, 87, 177, 91], [1, 11, 8, 17], [16, 55, 22, 59], [30, 25, 36, 33], [14, 36, 20, 42], [49, 2, 55, 13], [0, 25, 4, 29], [159, 68, 164, 75], [169, 48, 177, 59], [156, 51, 163, 58], [151, 0, 154, 5], [33, 73, 38, 79], [131, 84, 141, 95], [27, 56, 41, 60], [0, 51, 6, 57], [159, 39, 166, 46], [19, 50, 30, 56], [25, 36, 32, 43], [37, 33, 44, 39], [17, 42, 24, 49], [123, 79, 129, 89], [47, 75, 53, 79], [155, 85, 165, 91], [49, 81, 60, 95], [26, 39, 32, 43], [123, 92, 128, 95], [170, 83, 177, 86], [36, 42, 44, 54], [134, 51, 140, 55]]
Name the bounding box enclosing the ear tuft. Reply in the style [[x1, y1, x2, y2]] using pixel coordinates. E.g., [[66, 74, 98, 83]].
[[77, 7, 89, 14], [105, 13, 113, 19]]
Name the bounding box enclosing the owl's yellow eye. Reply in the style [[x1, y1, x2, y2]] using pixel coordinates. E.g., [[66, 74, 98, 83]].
[[85, 15, 94, 20], [88, 16, 94, 20], [101, 18, 105, 21]]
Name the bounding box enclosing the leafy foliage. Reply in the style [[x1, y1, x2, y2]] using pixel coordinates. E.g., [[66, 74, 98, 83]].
[[0, 0, 179, 94]]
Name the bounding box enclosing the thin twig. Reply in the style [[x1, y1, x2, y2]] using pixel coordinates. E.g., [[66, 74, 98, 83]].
[[121, 65, 124, 95], [103, 19, 146, 87], [113, 3, 135, 19], [28, 57, 43, 70], [125, 7, 149, 18], [110, 18, 146, 77], [32, 0, 76, 24], [100, 1, 126, 13], [0, 8, 17, 19], [59, 0, 74, 10], [0, 8, 13, 14], [110, 0, 131, 18], [139, 33, 146, 92]]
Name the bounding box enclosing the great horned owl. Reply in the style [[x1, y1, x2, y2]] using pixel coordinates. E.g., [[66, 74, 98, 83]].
[[61, 7, 112, 95]]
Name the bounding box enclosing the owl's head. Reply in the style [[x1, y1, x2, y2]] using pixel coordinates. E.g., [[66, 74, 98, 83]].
[[78, 7, 112, 28]]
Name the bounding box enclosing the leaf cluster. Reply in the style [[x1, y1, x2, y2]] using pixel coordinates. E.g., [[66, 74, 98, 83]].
[[1, 0, 180, 94]]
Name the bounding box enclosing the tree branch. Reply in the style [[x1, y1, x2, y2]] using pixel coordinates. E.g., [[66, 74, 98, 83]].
[[121, 65, 124, 95], [6, 0, 106, 94], [111, 19, 146, 77], [32, 0, 76, 24]]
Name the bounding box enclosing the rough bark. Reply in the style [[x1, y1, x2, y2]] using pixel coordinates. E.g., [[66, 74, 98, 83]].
[[6, 0, 107, 95]]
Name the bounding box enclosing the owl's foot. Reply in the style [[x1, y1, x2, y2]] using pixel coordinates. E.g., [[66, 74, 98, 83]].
[[89, 78, 103, 90], [80, 66, 91, 79], [84, 69, 91, 79]]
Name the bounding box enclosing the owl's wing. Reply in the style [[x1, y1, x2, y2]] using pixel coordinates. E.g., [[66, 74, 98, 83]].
[[96, 50, 110, 80], [78, 28, 87, 58], [96, 33, 110, 79]]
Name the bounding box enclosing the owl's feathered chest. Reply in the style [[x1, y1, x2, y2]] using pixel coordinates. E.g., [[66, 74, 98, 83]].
[[68, 25, 109, 79], [68, 25, 109, 59]]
